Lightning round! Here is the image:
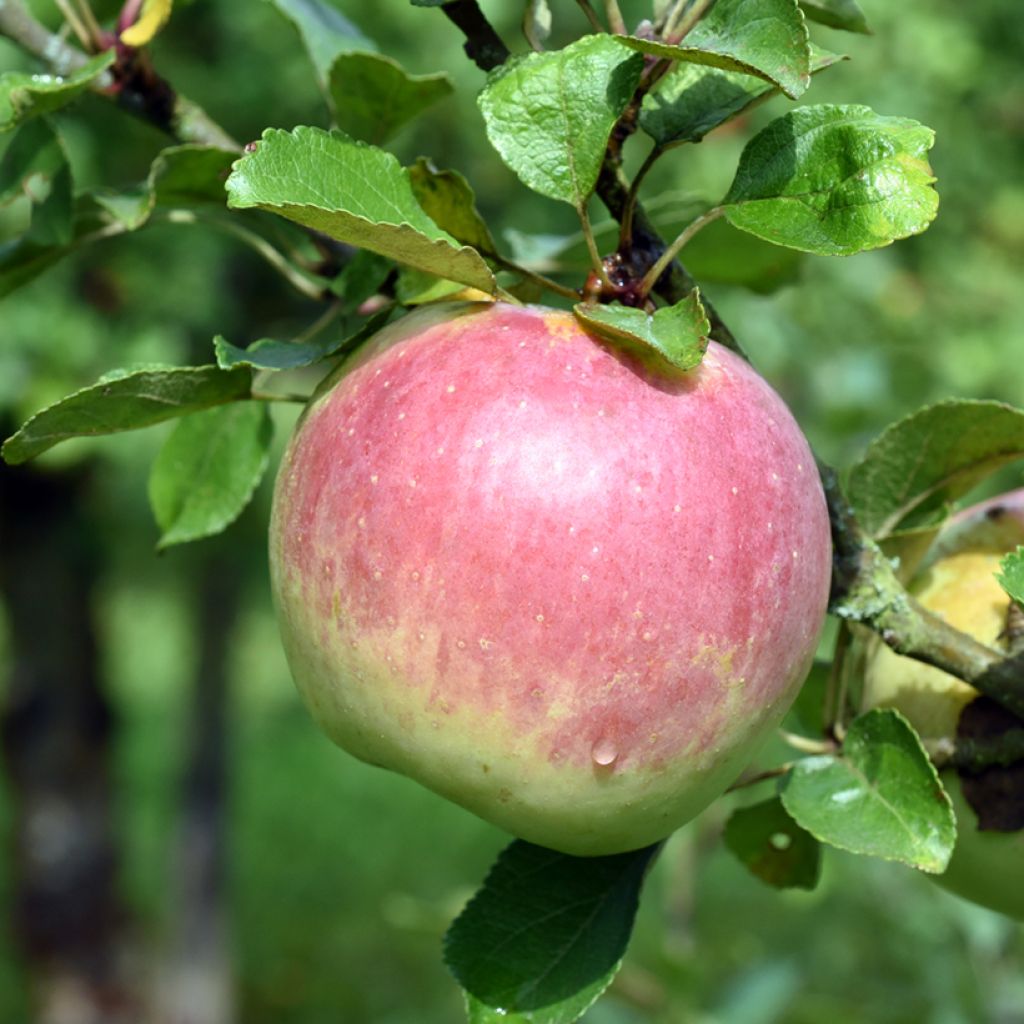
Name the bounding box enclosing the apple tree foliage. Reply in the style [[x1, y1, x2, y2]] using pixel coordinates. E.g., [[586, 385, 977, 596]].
[[2, 0, 1023, 1020]]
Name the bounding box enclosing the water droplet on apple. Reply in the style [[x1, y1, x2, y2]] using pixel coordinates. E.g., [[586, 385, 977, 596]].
[[591, 738, 618, 767]]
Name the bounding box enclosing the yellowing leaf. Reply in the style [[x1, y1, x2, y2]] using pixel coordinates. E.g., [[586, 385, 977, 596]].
[[121, 0, 174, 47]]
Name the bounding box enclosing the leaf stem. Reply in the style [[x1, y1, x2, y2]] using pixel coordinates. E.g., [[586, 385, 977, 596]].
[[154, 210, 328, 301], [250, 392, 310, 404], [73, 0, 104, 47], [292, 302, 343, 346], [726, 765, 793, 792], [578, 203, 611, 288], [663, 0, 716, 44], [602, 0, 627, 34], [575, 0, 606, 32], [778, 731, 836, 756], [638, 206, 723, 298], [490, 255, 581, 301], [54, 0, 92, 50]]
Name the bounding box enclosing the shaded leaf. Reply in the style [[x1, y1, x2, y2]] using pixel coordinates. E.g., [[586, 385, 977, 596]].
[[640, 45, 845, 147], [478, 35, 643, 207], [574, 292, 710, 376], [214, 308, 391, 371], [0, 118, 73, 245], [271, 0, 376, 82], [724, 797, 822, 890], [444, 841, 658, 1024], [408, 158, 497, 255], [997, 547, 1024, 606], [847, 400, 1024, 537], [618, 0, 811, 101], [799, 0, 870, 34], [90, 144, 236, 230], [0, 52, 114, 132], [781, 709, 955, 873], [328, 53, 452, 145], [149, 402, 273, 548], [226, 126, 495, 293], [329, 249, 393, 306], [722, 105, 938, 256], [1, 365, 251, 465]]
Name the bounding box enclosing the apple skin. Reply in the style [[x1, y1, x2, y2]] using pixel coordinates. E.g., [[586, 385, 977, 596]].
[[270, 301, 832, 855], [861, 490, 1024, 918]]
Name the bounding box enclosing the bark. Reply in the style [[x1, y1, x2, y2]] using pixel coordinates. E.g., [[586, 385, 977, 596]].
[[156, 556, 240, 1024], [0, 459, 139, 1024]]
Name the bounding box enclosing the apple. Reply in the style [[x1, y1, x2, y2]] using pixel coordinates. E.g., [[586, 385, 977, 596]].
[[270, 301, 832, 855], [861, 490, 1024, 918]]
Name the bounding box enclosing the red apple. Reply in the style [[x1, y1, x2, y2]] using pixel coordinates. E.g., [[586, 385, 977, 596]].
[[270, 301, 831, 855]]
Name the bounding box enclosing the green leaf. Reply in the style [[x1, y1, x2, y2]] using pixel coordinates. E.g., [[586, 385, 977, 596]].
[[148, 402, 273, 548], [329, 249, 393, 306], [799, 0, 870, 34], [214, 308, 391, 371], [781, 709, 955, 873], [477, 35, 643, 207], [683, 216, 802, 294], [214, 335, 337, 371], [847, 400, 1024, 538], [444, 841, 657, 1024], [407, 158, 497, 255], [722, 105, 938, 256], [724, 797, 822, 890], [1, 365, 252, 465], [0, 119, 73, 246], [226, 126, 495, 294], [0, 52, 114, 132], [998, 548, 1024, 606], [270, 0, 376, 83], [327, 53, 452, 146], [90, 143, 236, 231], [640, 45, 845, 147], [0, 235, 69, 297], [618, 0, 811, 101], [395, 267, 467, 305], [573, 292, 710, 377], [149, 144, 238, 207]]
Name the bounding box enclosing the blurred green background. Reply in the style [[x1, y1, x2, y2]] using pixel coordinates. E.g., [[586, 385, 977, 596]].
[[1, 1, 1023, 1021]]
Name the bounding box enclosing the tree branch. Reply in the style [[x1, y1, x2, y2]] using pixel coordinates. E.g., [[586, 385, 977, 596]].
[[823, 465, 1024, 721], [0, 0, 238, 150], [439, 1, 510, 72]]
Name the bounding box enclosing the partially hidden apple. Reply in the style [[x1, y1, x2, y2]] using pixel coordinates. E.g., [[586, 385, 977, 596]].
[[270, 301, 832, 855], [861, 490, 1024, 918]]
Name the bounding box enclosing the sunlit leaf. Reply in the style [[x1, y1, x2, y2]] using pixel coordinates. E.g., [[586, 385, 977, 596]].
[[226, 126, 495, 294], [478, 35, 643, 207], [722, 105, 938, 255]]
